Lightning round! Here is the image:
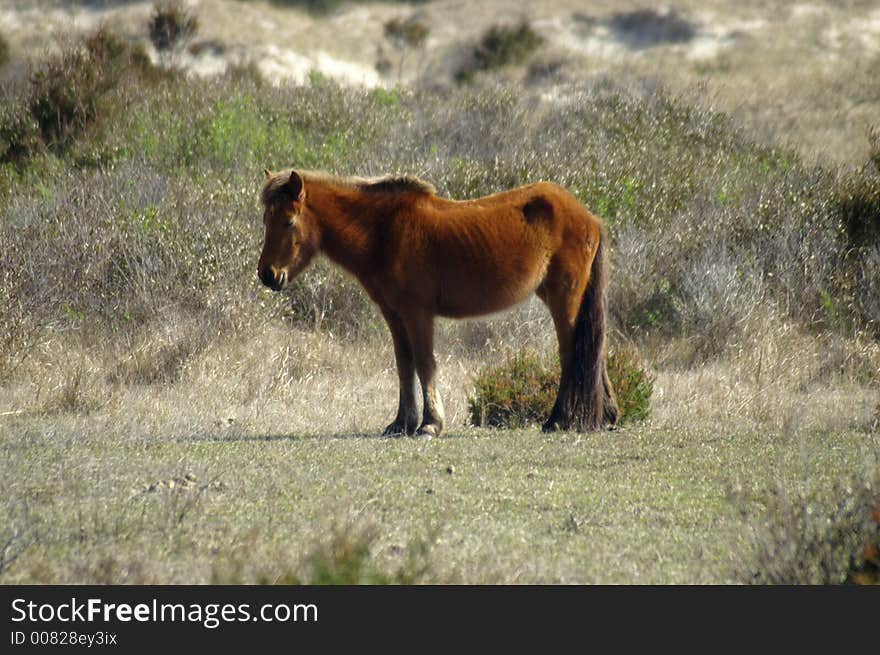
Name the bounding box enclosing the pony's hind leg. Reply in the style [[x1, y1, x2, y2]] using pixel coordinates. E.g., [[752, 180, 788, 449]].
[[538, 236, 618, 432], [379, 306, 419, 436], [400, 309, 444, 439], [537, 279, 580, 432]]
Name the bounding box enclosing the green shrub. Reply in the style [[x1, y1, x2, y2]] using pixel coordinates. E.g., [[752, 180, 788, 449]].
[[467, 347, 653, 429], [467, 351, 558, 429], [455, 21, 544, 83], [606, 347, 654, 424]]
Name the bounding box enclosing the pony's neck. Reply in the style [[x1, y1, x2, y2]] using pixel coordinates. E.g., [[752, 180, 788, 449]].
[[310, 182, 375, 277]]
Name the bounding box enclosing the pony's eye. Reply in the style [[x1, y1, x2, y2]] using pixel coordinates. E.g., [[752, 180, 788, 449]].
[[284, 218, 295, 229]]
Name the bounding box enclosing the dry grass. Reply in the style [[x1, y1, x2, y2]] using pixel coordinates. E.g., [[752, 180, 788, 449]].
[[5, 303, 876, 441], [648, 308, 880, 433], [0, 306, 877, 583]]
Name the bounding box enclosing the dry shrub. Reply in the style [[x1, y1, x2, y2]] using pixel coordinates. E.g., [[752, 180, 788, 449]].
[[835, 172, 880, 249], [109, 315, 211, 385], [297, 523, 421, 585], [39, 364, 108, 416], [739, 472, 880, 584], [378, 15, 430, 80], [277, 259, 379, 337], [28, 28, 130, 150], [674, 251, 768, 362], [149, 1, 198, 53], [648, 295, 880, 432], [3, 60, 880, 422], [1, 26, 154, 166], [383, 17, 429, 49]]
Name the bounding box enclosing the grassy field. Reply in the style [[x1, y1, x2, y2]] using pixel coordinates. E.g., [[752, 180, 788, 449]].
[[1, 2, 879, 584], [1, 401, 875, 584]]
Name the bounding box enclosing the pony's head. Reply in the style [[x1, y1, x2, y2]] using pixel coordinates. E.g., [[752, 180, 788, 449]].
[[258, 169, 320, 291]]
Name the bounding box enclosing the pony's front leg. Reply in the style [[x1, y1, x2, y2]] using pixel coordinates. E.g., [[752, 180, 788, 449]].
[[402, 311, 445, 439], [380, 307, 419, 437]]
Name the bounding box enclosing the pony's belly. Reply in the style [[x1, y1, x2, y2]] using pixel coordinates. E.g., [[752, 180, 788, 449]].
[[437, 297, 528, 319], [436, 265, 545, 318]]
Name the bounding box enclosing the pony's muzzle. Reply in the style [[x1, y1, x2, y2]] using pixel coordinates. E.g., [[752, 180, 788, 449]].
[[259, 266, 287, 291]]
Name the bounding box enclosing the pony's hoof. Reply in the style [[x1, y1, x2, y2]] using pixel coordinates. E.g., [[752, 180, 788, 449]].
[[383, 419, 418, 437], [541, 420, 560, 433], [415, 424, 439, 439], [382, 423, 407, 438]]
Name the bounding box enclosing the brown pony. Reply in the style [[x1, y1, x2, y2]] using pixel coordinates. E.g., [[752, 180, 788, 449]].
[[258, 169, 618, 438]]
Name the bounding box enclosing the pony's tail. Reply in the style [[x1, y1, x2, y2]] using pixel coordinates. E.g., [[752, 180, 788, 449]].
[[568, 233, 619, 431]]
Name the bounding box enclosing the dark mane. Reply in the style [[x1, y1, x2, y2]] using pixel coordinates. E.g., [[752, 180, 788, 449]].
[[358, 175, 436, 196], [261, 170, 436, 206]]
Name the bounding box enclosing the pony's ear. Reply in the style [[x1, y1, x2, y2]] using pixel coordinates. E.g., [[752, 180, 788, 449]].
[[287, 170, 304, 201], [263, 168, 273, 179]]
